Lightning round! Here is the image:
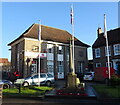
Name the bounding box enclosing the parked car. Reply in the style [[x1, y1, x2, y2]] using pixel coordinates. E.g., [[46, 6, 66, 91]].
[[94, 67, 115, 83], [15, 73, 55, 87], [0, 80, 12, 89], [83, 72, 94, 81]]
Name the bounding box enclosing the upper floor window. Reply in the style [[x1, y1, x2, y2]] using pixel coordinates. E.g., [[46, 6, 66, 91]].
[[95, 48, 100, 58], [58, 46, 63, 54], [105, 46, 111, 56], [47, 44, 53, 53], [114, 44, 120, 56]]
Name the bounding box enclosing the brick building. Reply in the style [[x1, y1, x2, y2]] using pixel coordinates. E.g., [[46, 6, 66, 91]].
[[92, 27, 120, 73], [0, 58, 11, 79], [8, 24, 90, 79], [0, 58, 11, 71]]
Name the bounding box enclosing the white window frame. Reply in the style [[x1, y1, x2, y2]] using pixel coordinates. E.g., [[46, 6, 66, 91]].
[[114, 44, 120, 56], [105, 46, 111, 56], [96, 63, 101, 67], [58, 61, 64, 72], [47, 44, 54, 53], [47, 60, 54, 73], [58, 46, 63, 54], [106, 62, 112, 68], [95, 48, 100, 58]]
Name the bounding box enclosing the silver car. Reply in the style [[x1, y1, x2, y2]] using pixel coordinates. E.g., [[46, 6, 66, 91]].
[[83, 72, 94, 81], [0, 80, 12, 89], [22, 73, 55, 86]]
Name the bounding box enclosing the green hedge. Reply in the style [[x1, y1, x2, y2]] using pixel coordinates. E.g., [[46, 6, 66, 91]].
[[109, 75, 120, 87]]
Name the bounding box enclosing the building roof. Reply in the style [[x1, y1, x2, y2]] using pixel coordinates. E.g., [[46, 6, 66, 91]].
[[92, 27, 120, 48], [8, 24, 90, 47], [0, 58, 10, 64]]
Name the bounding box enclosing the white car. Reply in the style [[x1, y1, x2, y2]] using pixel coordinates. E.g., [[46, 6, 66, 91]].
[[83, 72, 94, 81], [22, 73, 55, 86]]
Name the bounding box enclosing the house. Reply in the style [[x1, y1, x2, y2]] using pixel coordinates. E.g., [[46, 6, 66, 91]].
[[0, 58, 11, 79], [92, 27, 120, 73], [0, 58, 10, 66], [8, 23, 90, 80]]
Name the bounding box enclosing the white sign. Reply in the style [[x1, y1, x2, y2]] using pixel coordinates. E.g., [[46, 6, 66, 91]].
[[38, 53, 47, 58], [25, 52, 47, 58]]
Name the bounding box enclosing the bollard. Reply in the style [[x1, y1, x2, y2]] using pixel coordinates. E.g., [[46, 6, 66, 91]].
[[17, 84, 21, 93]]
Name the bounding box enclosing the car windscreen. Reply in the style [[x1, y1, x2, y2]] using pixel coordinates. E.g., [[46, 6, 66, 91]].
[[33, 75, 38, 79], [85, 73, 92, 75], [47, 74, 53, 77], [25, 76, 31, 79], [40, 74, 46, 78]]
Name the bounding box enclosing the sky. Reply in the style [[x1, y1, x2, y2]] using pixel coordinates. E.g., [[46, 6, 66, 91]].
[[1, 1, 118, 61]]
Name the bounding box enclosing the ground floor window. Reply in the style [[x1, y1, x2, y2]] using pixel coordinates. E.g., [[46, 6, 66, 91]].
[[106, 62, 112, 68], [58, 61, 64, 79], [96, 63, 101, 67], [47, 60, 54, 75]]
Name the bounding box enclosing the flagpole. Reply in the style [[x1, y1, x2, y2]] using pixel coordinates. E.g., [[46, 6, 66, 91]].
[[71, 4, 75, 73], [38, 20, 41, 86], [104, 14, 111, 80]]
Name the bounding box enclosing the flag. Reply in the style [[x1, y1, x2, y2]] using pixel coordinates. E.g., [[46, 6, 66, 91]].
[[70, 5, 74, 25]]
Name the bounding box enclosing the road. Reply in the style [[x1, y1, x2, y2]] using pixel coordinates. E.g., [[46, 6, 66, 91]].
[[1, 97, 120, 105]]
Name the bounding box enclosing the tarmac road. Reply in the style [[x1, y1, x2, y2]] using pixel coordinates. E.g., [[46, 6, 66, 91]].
[[2, 97, 120, 105]]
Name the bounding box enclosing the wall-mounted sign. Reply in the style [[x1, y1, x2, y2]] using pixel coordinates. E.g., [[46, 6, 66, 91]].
[[32, 46, 39, 52], [37, 53, 47, 58]]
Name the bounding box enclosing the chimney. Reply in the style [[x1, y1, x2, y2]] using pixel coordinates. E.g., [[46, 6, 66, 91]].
[[97, 27, 102, 37]]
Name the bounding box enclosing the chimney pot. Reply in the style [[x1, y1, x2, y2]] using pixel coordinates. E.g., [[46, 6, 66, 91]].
[[97, 27, 102, 37]]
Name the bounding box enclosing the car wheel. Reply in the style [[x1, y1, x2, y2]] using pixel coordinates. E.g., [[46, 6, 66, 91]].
[[23, 82, 29, 87], [46, 81, 51, 86], [3, 84, 10, 89]]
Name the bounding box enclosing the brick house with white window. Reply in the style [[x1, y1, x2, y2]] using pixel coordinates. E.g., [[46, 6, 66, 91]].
[[92, 27, 120, 73], [8, 24, 90, 80]]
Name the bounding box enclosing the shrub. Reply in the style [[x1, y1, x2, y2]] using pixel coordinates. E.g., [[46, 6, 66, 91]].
[[110, 75, 120, 87]]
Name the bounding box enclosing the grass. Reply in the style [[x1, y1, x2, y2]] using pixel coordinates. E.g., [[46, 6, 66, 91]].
[[93, 85, 120, 98], [3, 86, 53, 97]]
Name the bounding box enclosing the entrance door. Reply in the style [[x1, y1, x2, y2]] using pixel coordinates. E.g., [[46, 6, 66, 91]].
[[31, 60, 37, 74], [116, 61, 120, 75], [113, 59, 120, 74], [78, 61, 83, 73]]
